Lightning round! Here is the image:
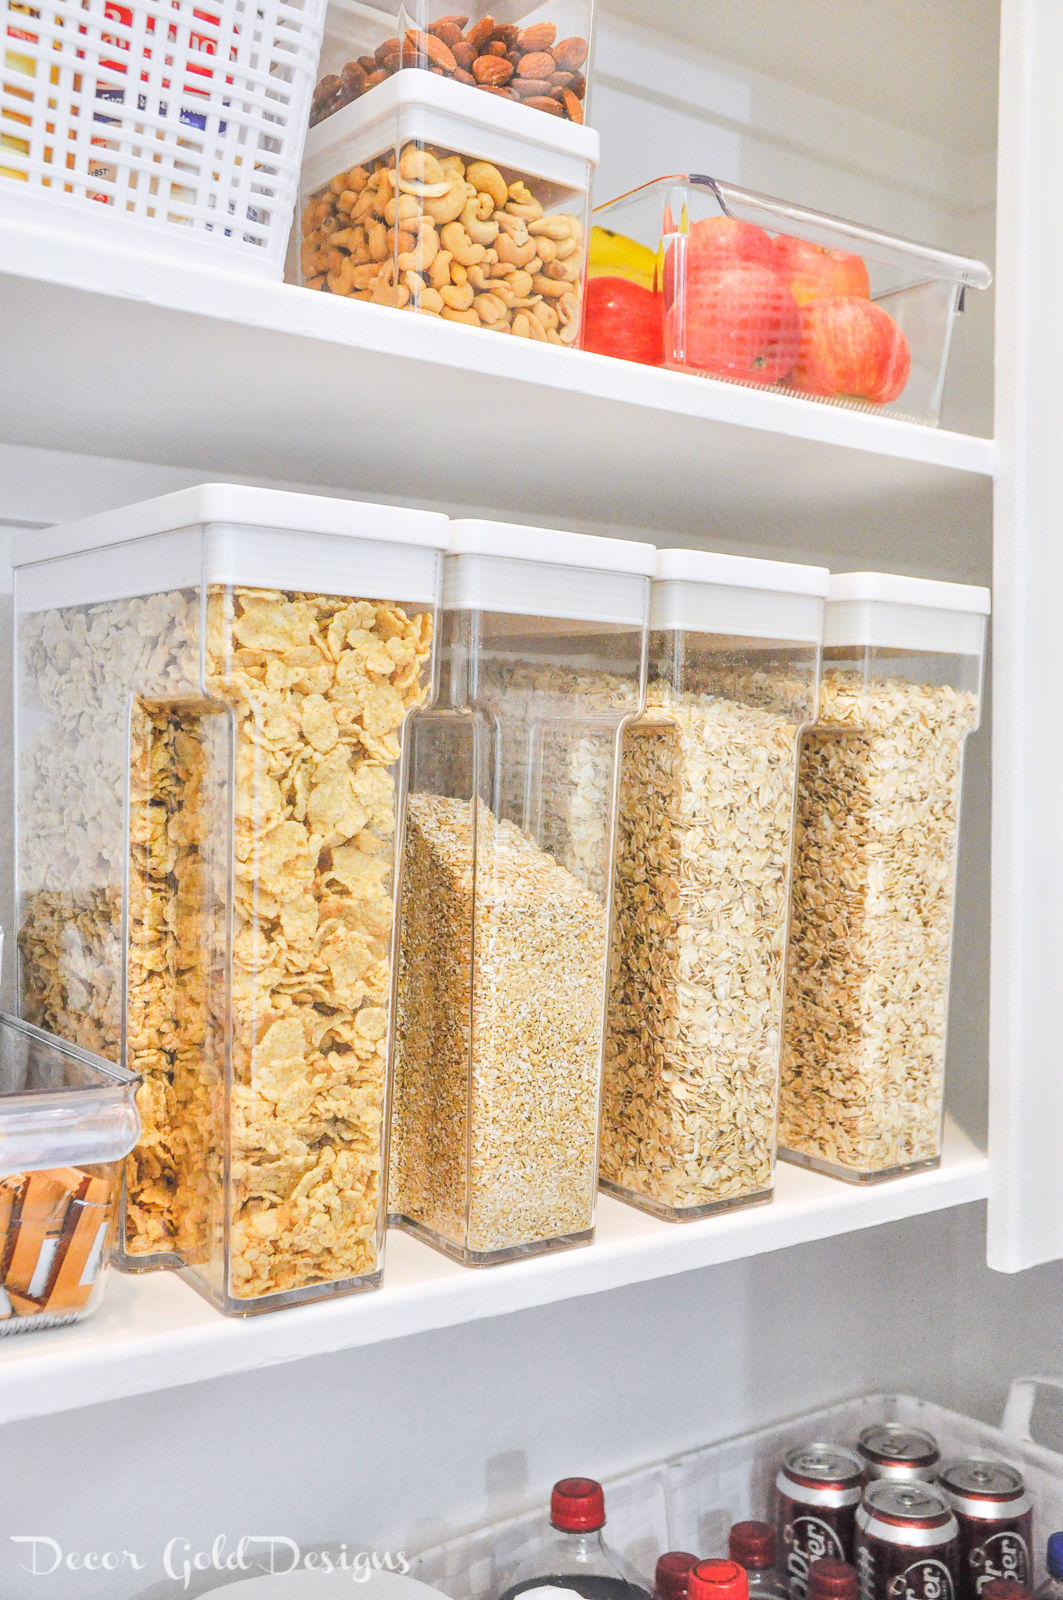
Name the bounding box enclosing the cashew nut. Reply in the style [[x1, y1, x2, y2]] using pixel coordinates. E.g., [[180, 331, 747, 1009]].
[[534, 237, 557, 263], [419, 286, 445, 314], [531, 298, 560, 330], [526, 313, 549, 341], [385, 192, 422, 227], [440, 282, 475, 311], [529, 215, 575, 240], [466, 160, 509, 210], [440, 221, 486, 266], [438, 154, 466, 178], [507, 268, 535, 299], [398, 145, 446, 189], [429, 248, 454, 289], [495, 230, 538, 268], [474, 292, 509, 325], [441, 306, 481, 326], [421, 172, 469, 225], [460, 198, 500, 247], [532, 272, 570, 299], [496, 213, 530, 242], [511, 312, 533, 338], [368, 220, 389, 261], [398, 220, 440, 273]]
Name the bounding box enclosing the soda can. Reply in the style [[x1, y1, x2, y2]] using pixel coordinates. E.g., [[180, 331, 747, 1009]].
[[777, 1444, 864, 1600], [938, 1459, 1032, 1600], [857, 1425, 941, 1484], [856, 1481, 960, 1600]]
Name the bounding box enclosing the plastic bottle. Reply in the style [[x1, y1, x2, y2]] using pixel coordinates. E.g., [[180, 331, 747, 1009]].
[[498, 1479, 654, 1600], [807, 1562, 859, 1600], [1033, 1536, 1063, 1600], [688, 1560, 750, 1600], [729, 1523, 789, 1600], [655, 1553, 700, 1600]]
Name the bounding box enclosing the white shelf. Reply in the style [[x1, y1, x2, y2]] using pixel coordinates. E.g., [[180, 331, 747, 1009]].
[[0, 215, 993, 537], [0, 1119, 987, 1425]]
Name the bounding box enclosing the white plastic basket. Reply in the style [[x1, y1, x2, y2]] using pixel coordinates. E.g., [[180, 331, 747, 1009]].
[[1, 0, 325, 274], [413, 1381, 1063, 1600]]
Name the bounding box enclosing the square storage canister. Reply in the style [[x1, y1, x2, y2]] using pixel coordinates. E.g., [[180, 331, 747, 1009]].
[[778, 572, 990, 1183], [601, 550, 828, 1221], [14, 485, 447, 1313], [389, 520, 653, 1265]]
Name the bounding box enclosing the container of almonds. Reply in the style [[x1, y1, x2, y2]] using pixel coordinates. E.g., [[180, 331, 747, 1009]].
[[602, 549, 828, 1221], [779, 572, 989, 1183], [309, 3, 593, 130], [389, 519, 652, 1265], [299, 71, 597, 344], [14, 485, 447, 1314]]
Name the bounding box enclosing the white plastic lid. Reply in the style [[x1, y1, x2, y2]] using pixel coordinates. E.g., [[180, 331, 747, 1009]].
[[301, 70, 599, 200], [652, 549, 828, 642], [446, 520, 653, 626], [826, 571, 991, 655], [655, 548, 830, 598]]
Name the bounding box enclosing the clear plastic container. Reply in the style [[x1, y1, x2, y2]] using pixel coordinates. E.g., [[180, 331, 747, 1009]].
[[299, 71, 596, 346], [589, 176, 992, 425], [601, 550, 827, 1221], [14, 484, 446, 1314], [309, 1, 593, 130], [389, 518, 652, 1265], [778, 572, 990, 1183], [0, 1013, 139, 1334]]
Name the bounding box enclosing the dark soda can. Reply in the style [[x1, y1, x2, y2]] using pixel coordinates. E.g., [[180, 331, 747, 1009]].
[[856, 1481, 960, 1600], [937, 1459, 1032, 1600], [777, 1444, 864, 1600], [857, 1425, 941, 1484]]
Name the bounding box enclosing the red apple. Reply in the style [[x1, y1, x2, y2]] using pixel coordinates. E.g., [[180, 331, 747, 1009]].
[[667, 263, 801, 385], [664, 215, 775, 305], [791, 296, 911, 404], [773, 233, 871, 305], [581, 276, 664, 366]]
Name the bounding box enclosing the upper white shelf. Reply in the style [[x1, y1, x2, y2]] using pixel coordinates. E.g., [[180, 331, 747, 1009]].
[[0, 1119, 986, 1425], [0, 215, 993, 538]]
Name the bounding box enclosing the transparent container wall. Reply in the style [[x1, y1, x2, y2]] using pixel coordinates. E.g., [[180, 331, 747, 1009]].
[[1, 1159, 120, 1335], [602, 627, 820, 1221], [391, 605, 645, 1265], [779, 643, 984, 1183], [300, 108, 590, 345], [591, 177, 990, 425], [310, 1, 592, 129], [17, 535, 438, 1312]]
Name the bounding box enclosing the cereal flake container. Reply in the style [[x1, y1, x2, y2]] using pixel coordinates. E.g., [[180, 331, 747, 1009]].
[[779, 572, 990, 1182], [0, 1014, 139, 1334], [602, 550, 827, 1221], [14, 485, 446, 1313], [389, 519, 652, 1264], [299, 71, 597, 346]]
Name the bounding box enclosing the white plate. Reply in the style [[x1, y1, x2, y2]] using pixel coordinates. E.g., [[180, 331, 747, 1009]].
[[210, 1570, 450, 1598]]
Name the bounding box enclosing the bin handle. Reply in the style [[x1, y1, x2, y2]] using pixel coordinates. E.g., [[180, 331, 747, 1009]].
[[1001, 1375, 1063, 1450]]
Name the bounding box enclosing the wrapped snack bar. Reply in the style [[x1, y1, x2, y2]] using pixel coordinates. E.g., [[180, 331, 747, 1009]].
[[779, 572, 989, 1182], [15, 485, 446, 1313], [602, 550, 827, 1219], [390, 519, 652, 1264]]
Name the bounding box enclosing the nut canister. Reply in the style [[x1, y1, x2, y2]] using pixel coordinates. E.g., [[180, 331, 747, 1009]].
[[777, 1444, 864, 1600], [856, 1482, 960, 1600], [938, 1460, 1032, 1600], [857, 1425, 941, 1484]]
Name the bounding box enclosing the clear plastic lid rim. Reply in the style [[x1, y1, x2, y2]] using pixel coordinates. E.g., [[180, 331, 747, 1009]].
[[655, 548, 830, 598], [824, 599, 987, 656], [444, 552, 649, 626]]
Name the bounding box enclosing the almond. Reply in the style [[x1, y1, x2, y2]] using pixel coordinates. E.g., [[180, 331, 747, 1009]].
[[428, 19, 463, 48], [561, 87, 583, 122], [366, 67, 387, 86], [552, 36, 588, 71], [549, 69, 576, 88], [472, 53, 514, 84], [523, 93, 564, 115], [491, 22, 519, 48], [569, 70, 587, 98], [452, 65, 476, 84], [407, 26, 458, 71], [374, 36, 400, 63], [517, 50, 556, 78], [452, 40, 477, 67], [466, 15, 496, 50], [485, 40, 508, 56], [358, 54, 377, 73], [340, 59, 368, 91], [313, 72, 341, 105], [477, 82, 517, 98], [512, 76, 553, 97], [517, 21, 556, 52]]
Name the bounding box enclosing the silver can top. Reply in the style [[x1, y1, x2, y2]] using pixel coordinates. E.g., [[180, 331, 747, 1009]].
[[782, 1443, 864, 1490], [862, 1481, 955, 1527], [939, 1458, 1026, 1501], [858, 1424, 940, 1472]]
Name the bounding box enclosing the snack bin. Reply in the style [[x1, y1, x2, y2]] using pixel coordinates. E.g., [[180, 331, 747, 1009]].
[[601, 551, 828, 1221], [309, 1, 593, 130], [14, 485, 447, 1315], [0, 1015, 139, 1334], [778, 573, 990, 1183], [298, 72, 597, 346], [389, 520, 653, 1265], [590, 176, 992, 425]]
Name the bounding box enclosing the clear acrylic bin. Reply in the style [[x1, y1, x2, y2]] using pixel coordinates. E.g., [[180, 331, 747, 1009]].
[[0, 1014, 139, 1334], [602, 551, 827, 1221], [389, 519, 653, 1265], [299, 72, 596, 346], [309, 1, 593, 130], [778, 573, 990, 1183], [15, 485, 446, 1314], [590, 176, 991, 424]]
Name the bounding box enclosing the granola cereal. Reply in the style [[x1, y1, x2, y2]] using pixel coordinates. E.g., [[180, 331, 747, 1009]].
[[390, 792, 609, 1259], [778, 670, 979, 1177], [601, 686, 802, 1215]]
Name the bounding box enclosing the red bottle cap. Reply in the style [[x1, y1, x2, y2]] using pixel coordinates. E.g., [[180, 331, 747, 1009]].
[[689, 1560, 749, 1600], [728, 1523, 776, 1570], [550, 1479, 606, 1533], [808, 1562, 859, 1600], [655, 1552, 699, 1600], [981, 1584, 1031, 1600]]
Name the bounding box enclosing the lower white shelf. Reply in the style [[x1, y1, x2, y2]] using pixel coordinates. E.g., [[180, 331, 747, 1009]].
[[0, 1118, 987, 1426]]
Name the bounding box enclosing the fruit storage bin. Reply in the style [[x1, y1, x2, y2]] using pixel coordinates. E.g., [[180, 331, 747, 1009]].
[[1, 0, 326, 275], [14, 484, 447, 1314], [389, 519, 653, 1266], [602, 551, 828, 1222], [0, 1014, 139, 1334], [779, 573, 990, 1183], [299, 71, 596, 344], [590, 176, 992, 425], [309, 0, 593, 130]]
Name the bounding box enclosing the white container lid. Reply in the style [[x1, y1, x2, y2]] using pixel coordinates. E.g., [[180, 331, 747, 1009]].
[[15, 485, 448, 611], [656, 548, 830, 598], [446, 519, 653, 626], [652, 549, 828, 642], [826, 571, 991, 655], [301, 70, 599, 200]]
